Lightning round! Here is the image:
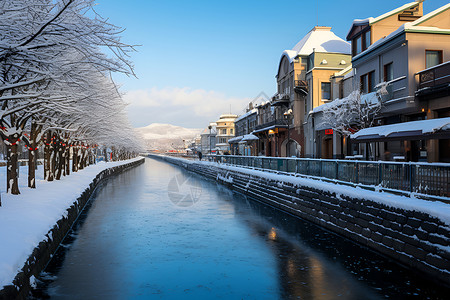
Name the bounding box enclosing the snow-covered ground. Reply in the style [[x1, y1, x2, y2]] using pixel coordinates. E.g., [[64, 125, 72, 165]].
[[0, 158, 142, 288]]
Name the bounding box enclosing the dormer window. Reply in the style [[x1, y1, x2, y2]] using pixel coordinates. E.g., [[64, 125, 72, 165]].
[[352, 29, 371, 56]]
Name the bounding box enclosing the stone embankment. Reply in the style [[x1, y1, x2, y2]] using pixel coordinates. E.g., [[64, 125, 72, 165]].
[[0, 158, 145, 300], [157, 155, 450, 286]]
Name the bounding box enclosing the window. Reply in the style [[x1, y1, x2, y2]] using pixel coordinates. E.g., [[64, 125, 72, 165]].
[[230, 129, 233, 135], [221, 129, 227, 135], [363, 30, 371, 50], [368, 71, 375, 92], [321, 82, 331, 100], [360, 74, 367, 93], [354, 36, 362, 55], [384, 63, 393, 82], [360, 71, 375, 93], [426, 50, 443, 68]]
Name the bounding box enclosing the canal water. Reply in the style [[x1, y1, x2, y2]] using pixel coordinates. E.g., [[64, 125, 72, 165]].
[[34, 158, 448, 299]]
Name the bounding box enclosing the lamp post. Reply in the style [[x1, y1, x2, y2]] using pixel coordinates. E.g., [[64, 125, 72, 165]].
[[284, 109, 293, 157], [208, 125, 212, 159]]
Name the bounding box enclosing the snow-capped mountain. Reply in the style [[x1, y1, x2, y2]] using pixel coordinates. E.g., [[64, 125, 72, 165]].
[[135, 123, 201, 150]]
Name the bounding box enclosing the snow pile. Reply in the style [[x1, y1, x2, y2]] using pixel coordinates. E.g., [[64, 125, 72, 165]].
[[0, 157, 143, 288]]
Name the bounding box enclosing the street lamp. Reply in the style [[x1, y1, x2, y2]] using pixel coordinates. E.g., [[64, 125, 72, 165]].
[[208, 125, 212, 160], [284, 109, 293, 157]]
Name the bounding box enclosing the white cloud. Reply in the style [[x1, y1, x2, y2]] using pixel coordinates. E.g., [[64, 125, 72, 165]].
[[123, 87, 252, 128]]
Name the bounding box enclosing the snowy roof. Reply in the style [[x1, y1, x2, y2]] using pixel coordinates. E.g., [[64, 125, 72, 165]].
[[292, 26, 351, 56], [281, 50, 299, 63], [280, 27, 350, 64], [353, 5, 450, 62], [343, 68, 354, 80], [333, 65, 353, 77], [241, 133, 259, 142], [228, 136, 243, 143], [347, 1, 421, 39], [235, 108, 257, 123], [410, 3, 450, 26], [351, 117, 450, 139]]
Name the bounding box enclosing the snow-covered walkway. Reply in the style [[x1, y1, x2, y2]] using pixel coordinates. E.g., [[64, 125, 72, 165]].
[[0, 157, 143, 288]]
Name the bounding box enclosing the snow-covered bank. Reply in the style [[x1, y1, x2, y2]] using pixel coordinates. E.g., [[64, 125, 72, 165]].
[[163, 156, 450, 225], [155, 155, 450, 285], [0, 157, 143, 288]]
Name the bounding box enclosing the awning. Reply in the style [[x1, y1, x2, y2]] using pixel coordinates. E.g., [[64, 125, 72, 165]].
[[351, 117, 450, 143], [228, 136, 243, 144], [239, 133, 259, 143], [253, 124, 288, 134]]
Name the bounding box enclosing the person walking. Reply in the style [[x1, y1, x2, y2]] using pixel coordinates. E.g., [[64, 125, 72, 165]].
[[198, 151, 203, 161]]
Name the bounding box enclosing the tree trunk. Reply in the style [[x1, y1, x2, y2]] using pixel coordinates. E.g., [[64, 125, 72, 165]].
[[27, 123, 39, 188], [7, 143, 20, 194], [28, 148, 36, 188], [65, 147, 70, 176]]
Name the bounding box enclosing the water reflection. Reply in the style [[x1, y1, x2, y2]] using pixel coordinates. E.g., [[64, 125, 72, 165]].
[[33, 158, 448, 299]]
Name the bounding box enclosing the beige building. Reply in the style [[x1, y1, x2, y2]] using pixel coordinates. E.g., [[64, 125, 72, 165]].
[[215, 114, 237, 153], [254, 26, 351, 158], [347, 1, 450, 162]]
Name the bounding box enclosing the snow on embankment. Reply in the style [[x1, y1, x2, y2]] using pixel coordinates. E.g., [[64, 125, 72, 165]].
[[162, 156, 450, 226], [156, 155, 450, 284], [0, 157, 144, 289]]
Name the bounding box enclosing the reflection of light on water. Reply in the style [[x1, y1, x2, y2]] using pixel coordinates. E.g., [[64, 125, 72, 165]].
[[269, 227, 277, 241], [309, 257, 327, 299], [287, 259, 297, 277]]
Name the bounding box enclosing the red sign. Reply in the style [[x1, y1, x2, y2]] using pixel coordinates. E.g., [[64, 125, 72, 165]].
[[325, 129, 333, 135]]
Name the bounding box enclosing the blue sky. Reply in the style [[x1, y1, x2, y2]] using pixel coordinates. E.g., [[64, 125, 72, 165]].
[[94, 0, 449, 128]]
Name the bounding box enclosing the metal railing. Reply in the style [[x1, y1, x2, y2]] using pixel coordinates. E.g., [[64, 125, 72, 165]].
[[417, 61, 450, 89], [206, 155, 450, 199]]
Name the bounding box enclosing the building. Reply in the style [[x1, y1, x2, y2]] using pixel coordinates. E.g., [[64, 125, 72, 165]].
[[200, 123, 217, 155], [254, 26, 351, 158], [347, 1, 450, 162], [228, 104, 258, 155], [215, 114, 238, 154]]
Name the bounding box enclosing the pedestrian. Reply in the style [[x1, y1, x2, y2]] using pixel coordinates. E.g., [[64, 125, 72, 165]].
[[198, 151, 202, 161]]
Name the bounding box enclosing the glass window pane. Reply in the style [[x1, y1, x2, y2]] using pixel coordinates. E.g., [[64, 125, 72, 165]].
[[364, 30, 371, 49], [426, 50, 441, 68], [321, 82, 331, 100], [369, 71, 375, 92], [384, 63, 393, 82], [356, 37, 362, 54]]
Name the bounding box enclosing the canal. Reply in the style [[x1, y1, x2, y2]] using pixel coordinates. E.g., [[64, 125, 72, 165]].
[[34, 158, 448, 299]]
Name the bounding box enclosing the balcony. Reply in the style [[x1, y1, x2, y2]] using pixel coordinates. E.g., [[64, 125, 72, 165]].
[[294, 80, 308, 95], [271, 93, 290, 106], [416, 61, 450, 101], [253, 119, 288, 134]]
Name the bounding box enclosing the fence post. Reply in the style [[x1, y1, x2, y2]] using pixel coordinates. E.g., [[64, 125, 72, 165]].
[[355, 161, 359, 184], [410, 163, 414, 193], [335, 161, 339, 180], [378, 163, 383, 186]]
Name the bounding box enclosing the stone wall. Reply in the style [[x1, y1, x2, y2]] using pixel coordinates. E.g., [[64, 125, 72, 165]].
[[158, 155, 450, 286], [0, 158, 145, 300]]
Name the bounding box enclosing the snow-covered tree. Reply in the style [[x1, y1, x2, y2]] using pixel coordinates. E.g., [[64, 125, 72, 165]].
[[0, 0, 140, 194], [320, 90, 383, 136]]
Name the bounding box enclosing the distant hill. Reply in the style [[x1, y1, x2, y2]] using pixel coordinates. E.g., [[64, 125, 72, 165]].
[[135, 123, 201, 151]]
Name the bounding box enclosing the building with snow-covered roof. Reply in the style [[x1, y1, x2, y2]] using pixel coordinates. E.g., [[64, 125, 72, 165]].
[[215, 114, 238, 154], [229, 104, 258, 156], [347, 1, 450, 162], [255, 26, 351, 158]]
